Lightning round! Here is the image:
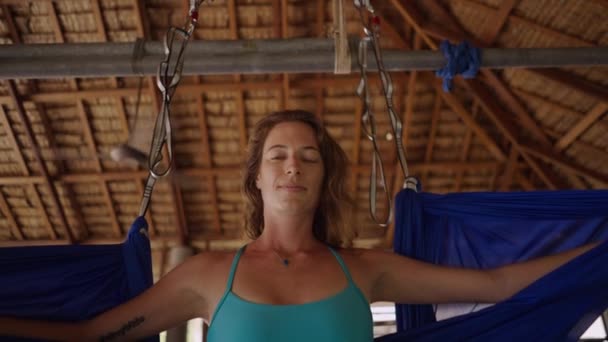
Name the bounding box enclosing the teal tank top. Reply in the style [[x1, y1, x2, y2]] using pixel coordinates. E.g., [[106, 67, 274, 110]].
[[207, 245, 374, 342]]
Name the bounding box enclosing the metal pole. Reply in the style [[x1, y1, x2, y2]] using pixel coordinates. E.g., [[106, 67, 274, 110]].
[[0, 38, 606, 79]]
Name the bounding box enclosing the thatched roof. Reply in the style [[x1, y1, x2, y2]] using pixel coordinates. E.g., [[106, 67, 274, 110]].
[[0, 0, 606, 279]]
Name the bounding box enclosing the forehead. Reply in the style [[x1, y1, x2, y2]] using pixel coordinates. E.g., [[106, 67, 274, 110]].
[[263, 121, 319, 148]]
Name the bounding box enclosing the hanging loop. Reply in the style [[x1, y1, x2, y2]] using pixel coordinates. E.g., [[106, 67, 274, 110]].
[[355, 0, 411, 227], [138, 1, 206, 217]]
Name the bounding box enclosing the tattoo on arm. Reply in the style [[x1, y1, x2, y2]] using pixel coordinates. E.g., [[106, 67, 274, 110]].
[[98, 316, 145, 341]]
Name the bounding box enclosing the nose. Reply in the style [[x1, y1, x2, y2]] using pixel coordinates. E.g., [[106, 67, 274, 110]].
[[285, 156, 301, 175]]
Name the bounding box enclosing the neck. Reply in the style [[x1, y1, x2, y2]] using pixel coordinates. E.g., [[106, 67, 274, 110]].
[[253, 212, 321, 254]]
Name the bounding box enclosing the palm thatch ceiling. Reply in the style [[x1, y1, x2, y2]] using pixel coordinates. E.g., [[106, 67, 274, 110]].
[[0, 0, 606, 277]]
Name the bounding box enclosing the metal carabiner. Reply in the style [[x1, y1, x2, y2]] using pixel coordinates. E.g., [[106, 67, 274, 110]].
[[354, 0, 374, 12], [138, 1, 206, 218]]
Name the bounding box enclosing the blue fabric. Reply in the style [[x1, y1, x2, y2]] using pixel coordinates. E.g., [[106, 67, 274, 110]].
[[435, 40, 481, 92], [379, 189, 608, 341], [0, 216, 158, 342]]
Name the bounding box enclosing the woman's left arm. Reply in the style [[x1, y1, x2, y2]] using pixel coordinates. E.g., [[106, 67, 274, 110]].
[[367, 242, 600, 305]]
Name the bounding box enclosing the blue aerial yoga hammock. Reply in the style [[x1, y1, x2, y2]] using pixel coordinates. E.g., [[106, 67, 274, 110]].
[[0, 216, 158, 342], [376, 188, 608, 342], [0, 5, 202, 340]]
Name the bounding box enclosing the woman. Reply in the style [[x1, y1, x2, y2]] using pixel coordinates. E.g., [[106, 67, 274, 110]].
[[0, 110, 599, 341]]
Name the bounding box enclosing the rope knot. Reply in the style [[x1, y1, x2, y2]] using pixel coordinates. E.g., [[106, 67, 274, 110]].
[[436, 40, 480, 92]]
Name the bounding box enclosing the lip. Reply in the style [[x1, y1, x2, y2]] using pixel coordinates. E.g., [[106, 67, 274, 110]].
[[279, 185, 306, 191]]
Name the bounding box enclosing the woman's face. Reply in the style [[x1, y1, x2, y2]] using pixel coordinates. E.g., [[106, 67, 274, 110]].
[[256, 121, 325, 216]]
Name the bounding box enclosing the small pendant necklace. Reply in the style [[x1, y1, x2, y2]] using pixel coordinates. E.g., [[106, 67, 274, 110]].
[[272, 250, 290, 267]]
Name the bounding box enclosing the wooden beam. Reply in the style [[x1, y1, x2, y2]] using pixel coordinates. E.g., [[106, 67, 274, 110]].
[[0, 105, 29, 176], [196, 97, 212, 167], [280, 0, 290, 110], [227, 0, 248, 151], [508, 15, 595, 47], [227, 0, 238, 38], [437, 86, 507, 162], [516, 90, 608, 174], [91, 0, 119, 88], [75, 102, 101, 171], [421, 21, 473, 45], [47, 0, 64, 43], [499, 147, 518, 191], [389, 0, 435, 48], [0, 187, 24, 240], [35, 101, 89, 237], [314, 0, 326, 123], [46, 0, 78, 91], [91, 0, 108, 41], [315, 86, 325, 123], [422, 92, 441, 186], [2, 4, 20, 43], [453, 102, 475, 192], [556, 102, 608, 151], [29, 184, 58, 239], [481, 72, 553, 147], [529, 69, 608, 103], [172, 179, 188, 245], [466, 79, 565, 189], [401, 34, 418, 146], [75, 100, 122, 237], [6, 80, 74, 242], [453, 0, 595, 46], [316, 0, 325, 37], [196, 79, 222, 234], [272, 0, 282, 40], [482, 0, 518, 45], [208, 175, 222, 234], [516, 89, 608, 132], [132, 0, 150, 39], [519, 142, 608, 186], [378, 14, 411, 51], [422, 1, 463, 31], [115, 97, 131, 147], [350, 100, 364, 194]]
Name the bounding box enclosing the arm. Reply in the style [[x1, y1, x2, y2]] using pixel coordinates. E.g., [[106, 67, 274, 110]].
[[0, 252, 215, 341], [369, 242, 599, 304]]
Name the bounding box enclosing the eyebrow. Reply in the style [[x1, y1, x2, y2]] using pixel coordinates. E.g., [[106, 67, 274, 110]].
[[265, 145, 320, 152]]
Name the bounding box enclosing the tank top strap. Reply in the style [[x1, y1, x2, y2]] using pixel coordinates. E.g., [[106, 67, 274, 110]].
[[327, 246, 355, 285], [225, 244, 246, 291]]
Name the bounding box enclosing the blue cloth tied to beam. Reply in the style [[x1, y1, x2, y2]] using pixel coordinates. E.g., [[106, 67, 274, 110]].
[[0, 216, 158, 342], [377, 189, 608, 342], [436, 40, 481, 92]]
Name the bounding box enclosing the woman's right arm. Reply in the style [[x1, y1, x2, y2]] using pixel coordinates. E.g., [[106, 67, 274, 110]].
[[0, 252, 214, 341]]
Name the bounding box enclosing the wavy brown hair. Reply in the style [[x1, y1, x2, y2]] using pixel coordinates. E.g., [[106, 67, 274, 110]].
[[242, 110, 356, 248]]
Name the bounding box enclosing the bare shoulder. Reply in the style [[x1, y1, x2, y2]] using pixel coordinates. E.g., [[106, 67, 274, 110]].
[[333, 247, 394, 276], [181, 250, 237, 280], [336, 247, 390, 264], [168, 249, 238, 320], [332, 247, 391, 300]]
